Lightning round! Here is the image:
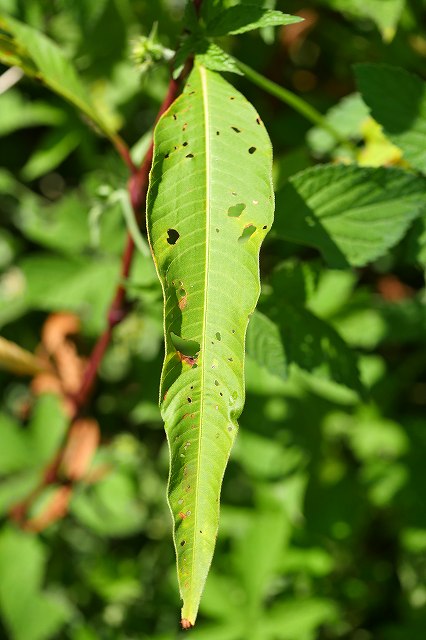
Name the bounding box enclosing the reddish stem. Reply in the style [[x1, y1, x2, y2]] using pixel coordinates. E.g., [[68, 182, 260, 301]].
[[72, 75, 181, 415]]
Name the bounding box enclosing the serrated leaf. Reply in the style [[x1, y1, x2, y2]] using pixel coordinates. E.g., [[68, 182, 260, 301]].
[[147, 64, 274, 625], [273, 302, 363, 395], [206, 5, 303, 36], [355, 65, 426, 173], [246, 310, 286, 379], [0, 13, 116, 139], [274, 164, 426, 267]]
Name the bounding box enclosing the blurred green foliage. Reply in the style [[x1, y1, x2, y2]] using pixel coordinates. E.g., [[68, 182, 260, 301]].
[[1, 0, 426, 638]]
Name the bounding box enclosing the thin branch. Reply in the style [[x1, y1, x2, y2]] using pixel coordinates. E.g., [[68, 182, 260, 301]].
[[111, 133, 138, 174]]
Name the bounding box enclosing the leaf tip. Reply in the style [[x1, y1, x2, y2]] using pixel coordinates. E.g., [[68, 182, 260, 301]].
[[181, 618, 194, 630]]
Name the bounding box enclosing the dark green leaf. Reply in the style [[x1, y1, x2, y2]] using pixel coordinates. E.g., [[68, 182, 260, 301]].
[[246, 310, 287, 380], [275, 164, 426, 267], [0, 14, 117, 139]]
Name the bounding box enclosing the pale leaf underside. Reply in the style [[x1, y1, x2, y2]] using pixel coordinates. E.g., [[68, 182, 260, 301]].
[[147, 64, 274, 624]]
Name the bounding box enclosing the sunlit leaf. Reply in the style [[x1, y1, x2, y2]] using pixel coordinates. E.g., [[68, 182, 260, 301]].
[[206, 6, 303, 36], [147, 64, 274, 625]]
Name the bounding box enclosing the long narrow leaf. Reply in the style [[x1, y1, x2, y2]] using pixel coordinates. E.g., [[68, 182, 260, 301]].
[[147, 64, 274, 625]]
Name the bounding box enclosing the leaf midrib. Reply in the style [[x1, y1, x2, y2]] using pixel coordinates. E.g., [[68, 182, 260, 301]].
[[189, 64, 211, 603]]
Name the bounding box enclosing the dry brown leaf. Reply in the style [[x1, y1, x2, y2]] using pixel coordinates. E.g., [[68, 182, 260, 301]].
[[24, 486, 72, 532], [61, 418, 100, 481]]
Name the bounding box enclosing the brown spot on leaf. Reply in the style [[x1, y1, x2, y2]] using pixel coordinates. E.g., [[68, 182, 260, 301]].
[[181, 619, 193, 630], [179, 294, 188, 310]]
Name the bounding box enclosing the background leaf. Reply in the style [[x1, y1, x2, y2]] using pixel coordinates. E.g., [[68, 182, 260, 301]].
[[0, 14, 117, 139], [206, 6, 302, 36], [274, 164, 426, 267], [355, 65, 426, 173], [0, 527, 72, 640]]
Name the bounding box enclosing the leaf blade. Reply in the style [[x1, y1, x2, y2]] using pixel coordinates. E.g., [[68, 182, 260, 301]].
[[147, 64, 274, 624], [0, 14, 116, 139], [274, 164, 426, 267], [206, 6, 303, 36]]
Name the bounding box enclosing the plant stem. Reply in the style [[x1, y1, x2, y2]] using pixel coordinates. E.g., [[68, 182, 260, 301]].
[[234, 58, 356, 153], [111, 134, 137, 173], [193, 0, 203, 16], [72, 75, 181, 415]]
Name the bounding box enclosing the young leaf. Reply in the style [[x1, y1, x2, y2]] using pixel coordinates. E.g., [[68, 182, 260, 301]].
[[274, 164, 426, 268], [206, 6, 303, 36], [355, 65, 426, 174], [0, 14, 116, 140], [147, 64, 274, 625]]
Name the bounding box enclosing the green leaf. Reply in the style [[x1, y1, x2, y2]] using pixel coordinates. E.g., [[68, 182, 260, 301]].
[[246, 310, 286, 380], [147, 64, 274, 625], [71, 469, 147, 537], [195, 42, 243, 76], [21, 126, 82, 181], [0, 13, 116, 139], [0, 527, 72, 640], [0, 412, 29, 473], [0, 90, 64, 137], [206, 6, 303, 36], [30, 394, 68, 465], [307, 93, 369, 156], [274, 164, 426, 267], [355, 65, 426, 174], [272, 302, 363, 395], [323, 0, 405, 40]]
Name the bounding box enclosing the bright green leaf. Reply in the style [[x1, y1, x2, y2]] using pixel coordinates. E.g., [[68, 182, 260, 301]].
[[206, 6, 303, 36], [355, 65, 426, 173], [147, 64, 274, 625], [274, 164, 426, 267], [0, 413, 29, 473]]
